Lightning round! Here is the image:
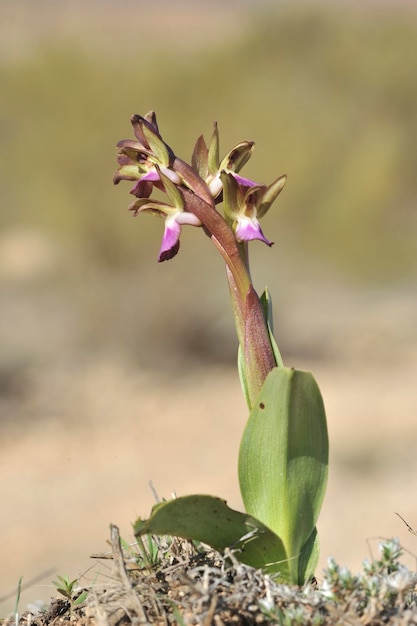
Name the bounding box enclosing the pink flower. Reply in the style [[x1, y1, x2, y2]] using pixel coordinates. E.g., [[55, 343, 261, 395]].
[[221, 172, 286, 246], [128, 167, 202, 262]]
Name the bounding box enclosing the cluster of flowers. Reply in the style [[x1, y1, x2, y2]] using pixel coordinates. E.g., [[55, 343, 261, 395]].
[[113, 111, 286, 262]]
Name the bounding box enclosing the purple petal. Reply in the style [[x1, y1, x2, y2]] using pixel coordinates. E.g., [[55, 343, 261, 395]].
[[129, 169, 160, 197], [140, 170, 160, 182], [158, 216, 182, 262], [231, 172, 258, 188], [130, 179, 153, 198], [235, 216, 273, 246]]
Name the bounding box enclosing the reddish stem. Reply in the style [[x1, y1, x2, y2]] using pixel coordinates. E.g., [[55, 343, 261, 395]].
[[180, 183, 276, 406]]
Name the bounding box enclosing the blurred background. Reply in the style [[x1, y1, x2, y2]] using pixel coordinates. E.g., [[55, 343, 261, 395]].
[[1, 0, 417, 615]]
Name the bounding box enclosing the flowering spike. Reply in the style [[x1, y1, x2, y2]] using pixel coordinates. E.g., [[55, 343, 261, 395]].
[[115, 112, 282, 402]]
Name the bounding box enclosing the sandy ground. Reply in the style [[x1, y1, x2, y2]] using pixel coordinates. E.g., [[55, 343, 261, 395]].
[[1, 256, 417, 616]]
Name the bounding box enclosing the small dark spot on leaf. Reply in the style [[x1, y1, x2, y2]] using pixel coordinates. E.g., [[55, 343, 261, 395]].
[[259, 402, 265, 409]]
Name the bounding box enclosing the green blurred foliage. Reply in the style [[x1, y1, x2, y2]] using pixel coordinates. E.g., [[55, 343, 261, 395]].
[[1, 4, 416, 281]]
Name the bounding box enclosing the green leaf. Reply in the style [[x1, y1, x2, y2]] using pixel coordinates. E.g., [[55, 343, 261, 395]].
[[260, 288, 284, 368], [14, 576, 23, 616], [238, 367, 328, 584], [134, 494, 290, 579], [297, 527, 321, 583], [73, 590, 88, 606]]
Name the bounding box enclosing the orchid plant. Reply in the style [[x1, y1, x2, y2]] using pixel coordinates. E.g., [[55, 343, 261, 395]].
[[114, 112, 329, 585]]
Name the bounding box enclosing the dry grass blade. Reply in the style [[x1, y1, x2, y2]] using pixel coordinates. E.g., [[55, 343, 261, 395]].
[[109, 525, 149, 624], [395, 513, 417, 537]]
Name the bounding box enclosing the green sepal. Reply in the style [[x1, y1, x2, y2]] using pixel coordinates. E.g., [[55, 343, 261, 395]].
[[113, 164, 142, 181], [140, 120, 170, 167], [238, 367, 328, 584], [257, 174, 287, 219], [191, 135, 209, 180], [117, 145, 153, 163], [208, 122, 220, 175], [134, 494, 290, 579], [219, 141, 255, 174], [128, 197, 177, 218], [221, 171, 240, 220], [157, 167, 184, 209]]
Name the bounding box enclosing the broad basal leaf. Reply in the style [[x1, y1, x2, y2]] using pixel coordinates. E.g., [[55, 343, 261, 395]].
[[134, 494, 290, 579], [238, 367, 328, 584]]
